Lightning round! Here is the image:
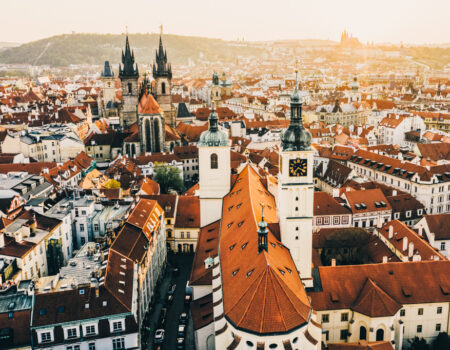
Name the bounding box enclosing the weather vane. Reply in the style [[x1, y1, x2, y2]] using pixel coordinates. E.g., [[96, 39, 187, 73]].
[[160, 24, 163, 36], [125, 25, 128, 35]]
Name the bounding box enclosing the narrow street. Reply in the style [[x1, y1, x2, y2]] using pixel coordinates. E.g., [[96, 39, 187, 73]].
[[142, 253, 195, 350]]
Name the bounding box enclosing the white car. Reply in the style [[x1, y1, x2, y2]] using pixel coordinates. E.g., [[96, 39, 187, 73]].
[[154, 329, 165, 344]]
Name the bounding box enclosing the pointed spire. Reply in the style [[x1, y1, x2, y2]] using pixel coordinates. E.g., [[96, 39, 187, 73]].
[[153, 30, 172, 79], [119, 31, 138, 78], [258, 203, 268, 253]]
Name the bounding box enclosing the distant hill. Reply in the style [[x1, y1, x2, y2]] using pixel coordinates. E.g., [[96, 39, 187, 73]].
[[0, 33, 264, 67]]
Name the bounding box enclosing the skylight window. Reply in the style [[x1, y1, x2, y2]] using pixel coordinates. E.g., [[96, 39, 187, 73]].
[[238, 221, 244, 227], [278, 269, 285, 276], [227, 222, 233, 229], [236, 203, 242, 209], [232, 269, 239, 277], [241, 242, 248, 250], [246, 269, 254, 278], [229, 244, 236, 251], [228, 205, 234, 211]]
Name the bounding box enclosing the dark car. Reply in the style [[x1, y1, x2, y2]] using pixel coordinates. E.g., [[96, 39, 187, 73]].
[[179, 312, 188, 325], [154, 329, 165, 344], [168, 283, 176, 295], [159, 307, 168, 327], [166, 294, 174, 305], [176, 337, 185, 349]]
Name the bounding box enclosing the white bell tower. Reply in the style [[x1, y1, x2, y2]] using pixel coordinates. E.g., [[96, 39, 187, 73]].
[[278, 69, 314, 287], [198, 108, 230, 227]]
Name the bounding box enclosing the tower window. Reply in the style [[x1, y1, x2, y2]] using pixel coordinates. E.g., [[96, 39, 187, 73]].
[[210, 153, 218, 169], [127, 83, 132, 95], [161, 82, 166, 94]]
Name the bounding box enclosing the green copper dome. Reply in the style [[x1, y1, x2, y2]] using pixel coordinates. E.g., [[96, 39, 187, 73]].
[[281, 83, 312, 151], [198, 109, 229, 147]]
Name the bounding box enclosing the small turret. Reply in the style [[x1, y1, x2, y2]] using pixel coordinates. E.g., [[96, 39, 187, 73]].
[[258, 204, 268, 253]]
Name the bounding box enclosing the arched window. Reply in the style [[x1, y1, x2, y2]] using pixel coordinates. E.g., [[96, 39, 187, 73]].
[[161, 82, 166, 95], [210, 153, 218, 169], [145, 119, 151, 152], [359, 326, 367, 340], [376, 329, 384, 341], [153, 118, 161, 152], [167, 230, 172, 238], [127, 83, 132, 95]]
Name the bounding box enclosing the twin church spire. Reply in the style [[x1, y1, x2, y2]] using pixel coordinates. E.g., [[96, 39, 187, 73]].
[[119, 34, 139, 78]]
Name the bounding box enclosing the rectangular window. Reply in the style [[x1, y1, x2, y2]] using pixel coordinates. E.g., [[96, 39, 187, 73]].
[[79, 224, 85, 232], [112, 338, 125, 350], [437, 306, 442, 314], [89, 344, 96, 350], [440, 242, 446, 251], [342, 216, 349, 224], [67, 328, 77, 339], [341, 312, 348, 322], [316, 217, 322, 225], [400, 309, 405, 317], [85, 325, 96, 335], [340, 329, 348, 340], [418, 308, 423, 315], [94, 224, 99, 232], [112, 321, 123, 332], [436, 323, 441, 332], [324, 216, 330, 225], [41, 332, 51, 343], [417, 325, 422, 333], [334, 216, 340, 225], [321, 314, 329, 323]]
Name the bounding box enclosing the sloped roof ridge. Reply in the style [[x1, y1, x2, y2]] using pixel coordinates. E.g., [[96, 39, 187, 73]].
[[352, 277, 401, 317]]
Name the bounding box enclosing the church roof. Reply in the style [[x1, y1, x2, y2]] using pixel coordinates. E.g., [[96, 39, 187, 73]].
[[219, 164, 311, 334], [138, 93, 163, 115]]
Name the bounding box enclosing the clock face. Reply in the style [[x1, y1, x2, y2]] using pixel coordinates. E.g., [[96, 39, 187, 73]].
[[289, 158, 307, 177]]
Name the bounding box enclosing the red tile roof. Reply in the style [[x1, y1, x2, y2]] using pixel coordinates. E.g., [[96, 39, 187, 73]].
[[423, 214, 450, 240], [219, 165, 311, 334], [138, 93, 163, 114]]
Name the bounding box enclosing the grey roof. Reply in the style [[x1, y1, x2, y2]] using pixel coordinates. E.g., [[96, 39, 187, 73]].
[[0, 291, 32, 313]]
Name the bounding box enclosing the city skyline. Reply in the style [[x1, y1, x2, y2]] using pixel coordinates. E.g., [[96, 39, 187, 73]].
[[2, 0, 450, 44]]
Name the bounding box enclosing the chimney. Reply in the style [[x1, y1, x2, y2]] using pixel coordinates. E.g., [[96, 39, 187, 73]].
[[382, 256, 388, 263], [331, 258, 336, 267], [95, 282, 100, 298], [392, 190, 397, 196], [402, 236, 408, 251], [389, 225, 394, 239], [0, 233, 5, 248], [204, 256, 214, 269], [418, 226, 423, 236], [408, 242, 414, 258]]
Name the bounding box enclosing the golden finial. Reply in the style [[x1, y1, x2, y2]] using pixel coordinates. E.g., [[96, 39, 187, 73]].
[[159, 24, 163, 36]]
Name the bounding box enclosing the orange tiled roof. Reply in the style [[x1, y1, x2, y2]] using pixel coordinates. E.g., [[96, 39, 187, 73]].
[[219, 164, 311, 334]]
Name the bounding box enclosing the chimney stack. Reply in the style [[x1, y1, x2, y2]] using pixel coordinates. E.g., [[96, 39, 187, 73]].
[[389, 225, 394, 239], [382, 256, 388, 263], [331, 258, 336, 267], [402, 236, 408, 251], [392, 190, 397, 196], [408, 242, 414, 258]]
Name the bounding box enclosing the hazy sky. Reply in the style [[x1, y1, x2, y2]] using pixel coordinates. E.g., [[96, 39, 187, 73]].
[[2, 0, 449, 44]]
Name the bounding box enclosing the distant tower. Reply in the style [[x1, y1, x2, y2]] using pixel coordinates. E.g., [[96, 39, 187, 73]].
[[119, 34, 139, 128], [100, 61, 116, 115], [211, 72, 222, 107], [349, 74, 361, 102], [278, 70, 314, 287], [198, 109, 230, 227], [153, 30, 175, 127]]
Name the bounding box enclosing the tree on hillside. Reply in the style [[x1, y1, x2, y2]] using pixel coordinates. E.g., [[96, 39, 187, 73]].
[[103, 179, 121, 189], [153, 164, 184, 194], [320, 227, 370, 266]]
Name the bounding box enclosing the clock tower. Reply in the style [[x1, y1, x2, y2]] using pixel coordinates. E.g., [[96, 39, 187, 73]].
[[278, 72, 314, 287]]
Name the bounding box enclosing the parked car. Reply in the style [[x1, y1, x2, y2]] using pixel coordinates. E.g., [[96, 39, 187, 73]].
[[184, 294, 192, 305], [168, 283, 177, 295], [176, 337, 185, 349], [159, 307, 168, 327], [177, 325, 186, 338], [179, 312, 188, 325], [166, 294, 174, 305], [154, 329, 165, 344]]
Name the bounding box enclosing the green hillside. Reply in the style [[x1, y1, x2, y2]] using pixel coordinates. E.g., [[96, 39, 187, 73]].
[[0, 33, 264, 67]]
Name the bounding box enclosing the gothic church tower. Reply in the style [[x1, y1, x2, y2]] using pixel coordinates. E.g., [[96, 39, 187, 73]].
[[119, 34, 139, 129], [153, 34, 175, 127]]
